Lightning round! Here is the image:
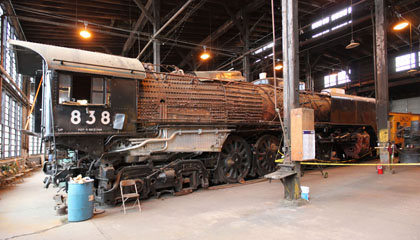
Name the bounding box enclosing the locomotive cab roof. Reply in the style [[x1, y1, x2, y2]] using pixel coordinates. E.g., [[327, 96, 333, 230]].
[[9, 40, 147, 79]]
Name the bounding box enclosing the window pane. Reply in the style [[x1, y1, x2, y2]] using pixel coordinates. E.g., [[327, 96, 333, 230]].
[[59, 74, 71, 103], [92, 77, 104, 91], [324, 70, 351, 88], [396, 53, 416, 72], [91, 92, 104, 104]]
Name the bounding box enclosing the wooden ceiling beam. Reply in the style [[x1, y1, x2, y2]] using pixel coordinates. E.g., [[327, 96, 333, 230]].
[[15, 0, 139, 14], [13, 15, 139, 40], [300, 1, 322, 8], [162, 0, 207, 38], [394, 32, 410, 46], [14, 2, 136, 18], [250, 14, 268, 34], [89, 0, 135, 6], [121, 0, 153, 56], [132, 0, 154, 24], [179, 0, 265, 68]]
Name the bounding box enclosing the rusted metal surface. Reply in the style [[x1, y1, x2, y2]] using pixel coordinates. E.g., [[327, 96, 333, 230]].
[[329, 93, 376, 129], [138, 73, 265, 124], [136, 72, 354, 127], [342, 132, 371, 159]]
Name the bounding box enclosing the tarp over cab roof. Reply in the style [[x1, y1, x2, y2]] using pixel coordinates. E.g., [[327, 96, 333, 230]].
[[9, 40, 146, 79]]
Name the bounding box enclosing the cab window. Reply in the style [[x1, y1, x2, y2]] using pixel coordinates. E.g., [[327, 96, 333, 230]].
[[58, 72, 110, 105]]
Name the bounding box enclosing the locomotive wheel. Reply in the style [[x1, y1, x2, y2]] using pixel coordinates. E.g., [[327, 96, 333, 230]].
[[217, 135, 252, 183], [255, 135, 280, 176]]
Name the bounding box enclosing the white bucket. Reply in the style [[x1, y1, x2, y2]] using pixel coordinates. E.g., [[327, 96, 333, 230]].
[[301, 186, 310, 201], [259, 72, 267, 79]]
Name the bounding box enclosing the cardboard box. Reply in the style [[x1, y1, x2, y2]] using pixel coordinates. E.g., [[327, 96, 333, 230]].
[[291, 108, 315, 161]]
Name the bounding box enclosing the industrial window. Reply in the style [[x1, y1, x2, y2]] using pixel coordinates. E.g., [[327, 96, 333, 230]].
[[331, 21, 352, 31], [0, 7, 26, 159], [331, 7, 352, 21], [312, 17, 330, 30], [312, 29, 330, 38], [395, 53, 416, 72], [28, 115, 43, 155], [1, 93, 22, 158], [252, 42, 274, 55], [58, 73, 109, 105], [324, 70, 351, 88], [29, 129, 43, 155], [4, 19, 22, 90], [324, 74, 336, 88], [312, 7, 352, 38], [29, 78, 43, 155], [299, 82, 306, 91]]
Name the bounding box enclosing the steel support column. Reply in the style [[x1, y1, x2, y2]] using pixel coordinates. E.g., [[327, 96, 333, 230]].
[[305, 51, 313, 92], [281, 0, 301, 200], [153, 0, 161, 72], [374, 0, 389, 165], [242, 10, 251, 82]]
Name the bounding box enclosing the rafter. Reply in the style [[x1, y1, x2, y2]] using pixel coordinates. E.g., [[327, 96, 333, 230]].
[[121, 0, 153, 56], [132, 0, 154, 24], [179, 0, 265, 68]]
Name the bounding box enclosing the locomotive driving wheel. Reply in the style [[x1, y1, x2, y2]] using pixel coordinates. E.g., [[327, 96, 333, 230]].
[[255, 135, 280, 176], [217, 135, 252, 183]]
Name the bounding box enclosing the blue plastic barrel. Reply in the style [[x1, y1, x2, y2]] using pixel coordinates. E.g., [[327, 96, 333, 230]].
[[67, 180, 94, 222]]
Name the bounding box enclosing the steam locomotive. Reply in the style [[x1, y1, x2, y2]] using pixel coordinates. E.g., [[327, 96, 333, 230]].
[[11, 40, 376, 204]]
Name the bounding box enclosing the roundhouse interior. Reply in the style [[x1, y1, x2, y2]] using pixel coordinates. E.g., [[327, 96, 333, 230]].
[[1, 0, 420, 239]]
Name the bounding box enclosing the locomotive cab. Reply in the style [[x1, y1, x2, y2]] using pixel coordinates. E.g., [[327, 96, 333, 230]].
[[10, 40, 145, 186], [52, 71, 137, 136], [10, 40, 144, 137]]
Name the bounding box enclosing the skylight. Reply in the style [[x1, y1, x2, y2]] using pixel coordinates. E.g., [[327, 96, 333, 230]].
[[312, 30, 330, 38], [312, 17, 330, 30], [331, 20, 352, 31], [312, 6, 352, 38], [331, 7, 352, 21], [252, 42, 274, 55]]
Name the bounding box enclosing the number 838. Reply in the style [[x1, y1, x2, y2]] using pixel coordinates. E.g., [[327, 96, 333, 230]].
[[70, 110, 111, 125]]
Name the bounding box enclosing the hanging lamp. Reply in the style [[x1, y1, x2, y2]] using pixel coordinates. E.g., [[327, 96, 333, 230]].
[[345, 0, 360, 49]]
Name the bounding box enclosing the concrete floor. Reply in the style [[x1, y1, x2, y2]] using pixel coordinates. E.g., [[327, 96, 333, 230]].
[[1, 164, 420, 240]]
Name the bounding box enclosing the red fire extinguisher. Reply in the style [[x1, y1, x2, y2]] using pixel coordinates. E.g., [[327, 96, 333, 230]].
[[377, 165, 383, 175]]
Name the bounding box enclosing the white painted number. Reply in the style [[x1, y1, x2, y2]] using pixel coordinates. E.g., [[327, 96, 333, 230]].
[[86, 110, 96, 125], [70, 110, 111, 125], [70, 110, 81, 124], [101, 111, 111, 125]]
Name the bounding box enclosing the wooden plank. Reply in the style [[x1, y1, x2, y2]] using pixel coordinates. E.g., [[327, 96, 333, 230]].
[[291, 108, 314, 161]]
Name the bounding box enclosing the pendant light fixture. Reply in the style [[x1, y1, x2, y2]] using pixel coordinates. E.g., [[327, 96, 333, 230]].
[[345, 0, 360, 49], [80, 22, 91, 39], [200, 46, 211, 60], [393, 21, 409, 31]]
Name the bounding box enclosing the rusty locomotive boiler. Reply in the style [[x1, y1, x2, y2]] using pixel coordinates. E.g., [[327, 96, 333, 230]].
[[11, 40, 376, 204]]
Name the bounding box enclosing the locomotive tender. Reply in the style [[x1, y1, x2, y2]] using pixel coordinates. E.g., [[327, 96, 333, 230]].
[[11, 40, 376, 204]]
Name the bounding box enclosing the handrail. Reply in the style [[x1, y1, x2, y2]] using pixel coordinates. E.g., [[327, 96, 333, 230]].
[[52, 59, 146, 74]]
